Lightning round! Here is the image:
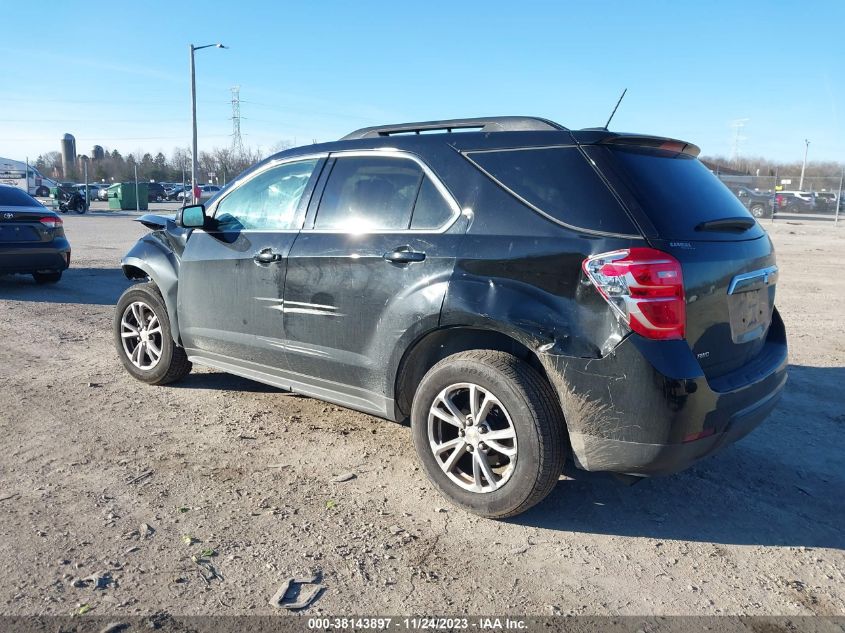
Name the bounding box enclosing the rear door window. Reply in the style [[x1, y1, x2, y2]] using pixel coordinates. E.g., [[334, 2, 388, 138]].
[[315, 156, 422, 231], [465, 146, 638, 235]]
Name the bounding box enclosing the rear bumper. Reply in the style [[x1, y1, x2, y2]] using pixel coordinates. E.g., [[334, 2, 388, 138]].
[[542, 309, 788, 476], [0, 239, 71, 274]]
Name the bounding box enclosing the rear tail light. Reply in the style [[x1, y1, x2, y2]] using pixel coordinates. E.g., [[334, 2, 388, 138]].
[[582, 247, 686, 340], [39, 216, 63, 229]]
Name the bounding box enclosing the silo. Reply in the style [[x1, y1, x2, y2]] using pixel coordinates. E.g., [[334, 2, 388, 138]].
[[91, 145, 105, 161], [60, 133, 77, 177]]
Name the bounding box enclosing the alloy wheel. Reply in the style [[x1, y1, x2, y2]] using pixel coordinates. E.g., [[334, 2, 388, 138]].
[[120, 301, 163, 371], [427, 382, 517, 493]]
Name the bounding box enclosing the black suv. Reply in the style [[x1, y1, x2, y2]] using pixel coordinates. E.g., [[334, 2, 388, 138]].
[[113, 117, 787, 518], [146, 182, 167, 203]]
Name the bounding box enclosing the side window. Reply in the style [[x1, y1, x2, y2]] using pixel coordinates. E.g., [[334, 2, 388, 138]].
[[214, 159, 318, 230], [315, 156, 422, 231], [410, 176, 455, 230], [467, 147, 637, 234]]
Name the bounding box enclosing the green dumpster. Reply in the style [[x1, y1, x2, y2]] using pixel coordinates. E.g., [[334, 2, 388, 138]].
[[107, 182, 149, 210]]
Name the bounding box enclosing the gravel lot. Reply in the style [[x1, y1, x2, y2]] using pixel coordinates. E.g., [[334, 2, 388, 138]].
[[0, 213, 842, 617]]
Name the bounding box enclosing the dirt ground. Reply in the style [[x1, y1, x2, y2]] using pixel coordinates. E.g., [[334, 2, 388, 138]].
[[0, 213, 842, 618]]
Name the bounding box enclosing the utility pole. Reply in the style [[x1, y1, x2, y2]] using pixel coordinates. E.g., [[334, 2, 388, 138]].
[[134, 164, 139, 212], [799, 139, 810, 190]]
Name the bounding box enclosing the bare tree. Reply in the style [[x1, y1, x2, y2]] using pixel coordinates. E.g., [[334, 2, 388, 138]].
[[35, 152, 62, 177]]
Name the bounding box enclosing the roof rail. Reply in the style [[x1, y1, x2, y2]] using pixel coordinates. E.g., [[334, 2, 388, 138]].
[[340, 116, 567, 140]]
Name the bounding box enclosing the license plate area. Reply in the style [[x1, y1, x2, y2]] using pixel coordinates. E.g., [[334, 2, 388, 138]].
[[728, 287, 772, 344], [0, 224, 40, 242]]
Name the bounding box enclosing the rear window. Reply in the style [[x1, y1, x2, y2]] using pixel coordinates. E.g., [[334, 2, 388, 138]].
[[466, 146, 638, 235], [608, 147, 756, 238], [0, 187, 41, 207]]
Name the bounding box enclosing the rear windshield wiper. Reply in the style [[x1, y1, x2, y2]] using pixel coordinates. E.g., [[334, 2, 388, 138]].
[[695, 217, 756, 232]]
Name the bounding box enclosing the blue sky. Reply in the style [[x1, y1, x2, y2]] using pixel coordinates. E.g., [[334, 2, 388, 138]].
[[1, 0, 843, 163]]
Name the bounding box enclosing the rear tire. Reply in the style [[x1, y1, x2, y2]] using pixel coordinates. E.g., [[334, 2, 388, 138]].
[[33, 271, 61, 284], [114, 282, 192, 385], [750, 204, 765, 218], [411, 350, 567, 519]]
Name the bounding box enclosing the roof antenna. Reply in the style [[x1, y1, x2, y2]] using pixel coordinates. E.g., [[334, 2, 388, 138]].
[[604, 88, 627, 129]]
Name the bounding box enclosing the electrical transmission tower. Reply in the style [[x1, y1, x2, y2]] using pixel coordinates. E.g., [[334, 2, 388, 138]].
[[729, 118, 749, 164], [230, 86, 245, 159]]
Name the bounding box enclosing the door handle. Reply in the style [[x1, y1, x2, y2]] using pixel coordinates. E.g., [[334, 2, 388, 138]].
[[253, 248, 282, 264], [383, 248, 426, 264]]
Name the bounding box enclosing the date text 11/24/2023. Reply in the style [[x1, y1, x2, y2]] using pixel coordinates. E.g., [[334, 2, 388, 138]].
[[306, 617, 528, 630]]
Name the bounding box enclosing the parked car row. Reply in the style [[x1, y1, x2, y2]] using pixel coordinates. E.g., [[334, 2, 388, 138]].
[[731, 186, 841, 218], [87, 181, 219, 203], [176, 184, 221, 201]]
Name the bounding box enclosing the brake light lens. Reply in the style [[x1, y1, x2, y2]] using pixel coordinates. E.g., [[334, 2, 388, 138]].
[[582, 247, 686, 340], [39, 216, 63, 229]]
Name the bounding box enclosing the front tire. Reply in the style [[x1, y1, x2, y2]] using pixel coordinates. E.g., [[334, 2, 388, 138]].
[[114, 282, 191, 385], [411, 350, 567, 519]]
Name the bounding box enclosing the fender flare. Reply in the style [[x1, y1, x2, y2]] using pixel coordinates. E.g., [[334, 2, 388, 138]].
[[120, 234, 182, 344]]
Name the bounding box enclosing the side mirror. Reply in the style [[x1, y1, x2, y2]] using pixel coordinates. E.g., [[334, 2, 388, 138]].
[[178, 204, 206, 229]]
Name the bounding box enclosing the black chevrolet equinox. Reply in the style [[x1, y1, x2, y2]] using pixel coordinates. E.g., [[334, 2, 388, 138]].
[[114, 117, 787, 518]]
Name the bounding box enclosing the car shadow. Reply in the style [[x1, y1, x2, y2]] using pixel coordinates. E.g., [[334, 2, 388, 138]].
[[171, 371, 293, 394], [511, 364, 845, 549], [0, 267, 133, 306]]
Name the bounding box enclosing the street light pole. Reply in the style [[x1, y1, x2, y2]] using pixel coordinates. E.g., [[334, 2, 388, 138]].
[[189, 43, 227, 204], [190, 45, 197, 205], [799, 139, 810, 191]]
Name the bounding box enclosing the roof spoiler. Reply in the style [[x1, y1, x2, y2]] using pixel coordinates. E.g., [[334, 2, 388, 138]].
[[341, 116, 567, 140], [603, 134, 701, 157]]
